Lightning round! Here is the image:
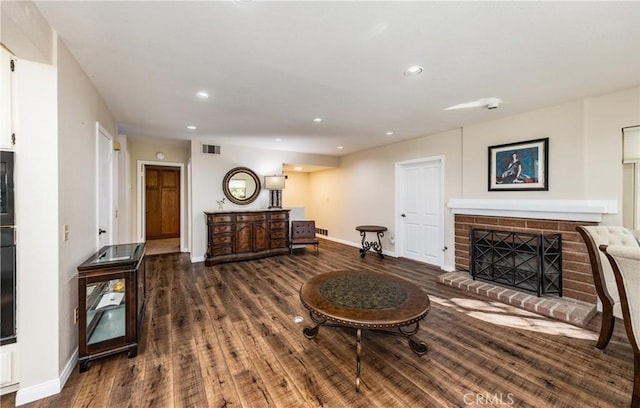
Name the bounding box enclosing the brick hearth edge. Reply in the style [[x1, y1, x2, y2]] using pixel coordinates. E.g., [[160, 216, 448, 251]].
[[437, 271, 596, 327]]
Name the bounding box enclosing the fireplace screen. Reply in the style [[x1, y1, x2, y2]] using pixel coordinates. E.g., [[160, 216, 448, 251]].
[[470, 228, 562, 296]]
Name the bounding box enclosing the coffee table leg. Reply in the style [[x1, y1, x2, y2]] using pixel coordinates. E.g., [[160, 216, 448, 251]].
[[399, 323, 428, 355], [355, 328, 362, 392], [303, 312, 326, 339]]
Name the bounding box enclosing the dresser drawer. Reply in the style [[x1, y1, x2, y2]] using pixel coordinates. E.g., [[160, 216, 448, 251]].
[[237, 214, 266, 222], [212, 245, 233, 256], [271, 230, 287, 239], [269, 212, 288, 220], [213, 225, 232, 234], [211, 215, 232, 223], [271, 221, 286, 230], [270, 239, 287, 249], [212, 235, 232, 245]]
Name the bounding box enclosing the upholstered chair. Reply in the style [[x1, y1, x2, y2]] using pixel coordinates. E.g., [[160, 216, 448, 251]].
[[600, 244, 640, 408], [290, 221, 319, 256], [576, 226, 640, 350]]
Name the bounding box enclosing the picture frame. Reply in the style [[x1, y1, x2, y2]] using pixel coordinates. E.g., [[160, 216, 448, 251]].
[[488, 137, 548, 191]]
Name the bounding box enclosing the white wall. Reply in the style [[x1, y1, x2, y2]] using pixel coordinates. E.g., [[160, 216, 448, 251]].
[[307, 129, 462, 268], [461, 87, 639, 225], [584, 87, 640, 226], [462, 101, 585, 199], [190, 142, 338, 261], [282, 171, 310, 208], [57, 39, 117, 378], [307, 87, 640, 269], [116, 134, 133, 243], [14, 55, 59, 403]]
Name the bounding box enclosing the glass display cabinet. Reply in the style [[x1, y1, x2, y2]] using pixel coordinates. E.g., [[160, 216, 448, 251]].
[[77, 243, 146, 372]]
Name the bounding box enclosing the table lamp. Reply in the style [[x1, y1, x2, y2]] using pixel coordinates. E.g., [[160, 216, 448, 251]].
[[264, 175, 286, 209]]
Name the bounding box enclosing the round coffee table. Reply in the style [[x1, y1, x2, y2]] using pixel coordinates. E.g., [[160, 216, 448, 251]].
[[299, 269, 430, 391]]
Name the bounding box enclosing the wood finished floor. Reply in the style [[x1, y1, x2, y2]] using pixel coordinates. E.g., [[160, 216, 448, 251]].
[[145, 238, 181, 256], [2, 240, 634, 408]]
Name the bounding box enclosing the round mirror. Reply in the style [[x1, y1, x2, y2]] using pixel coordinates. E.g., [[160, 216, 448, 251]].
[[222, 167, 261, 205]]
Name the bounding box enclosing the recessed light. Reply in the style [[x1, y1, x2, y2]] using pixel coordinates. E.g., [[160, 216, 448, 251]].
[[313, 117, 324, 123], [337, 146, 344, 150], [234, 0, 255, 4], [294, 167, 303, 171], [404, 65, 424, 76], [385, 131, 394, 136], [196, 91, 209, 99], [275, 138, 282, 142], [187, 125, 197, 130]]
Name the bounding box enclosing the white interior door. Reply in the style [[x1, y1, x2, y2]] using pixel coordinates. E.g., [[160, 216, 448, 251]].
[[397, 158, 443, 266], [0, 47, 14, 149], [97, 123, 113, 248]]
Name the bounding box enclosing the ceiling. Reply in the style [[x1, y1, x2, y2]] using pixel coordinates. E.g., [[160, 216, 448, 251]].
[[35, 1, 640, 157]]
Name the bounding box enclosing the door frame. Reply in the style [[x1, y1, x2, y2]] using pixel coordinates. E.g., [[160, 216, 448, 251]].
[[136, 160, 185, 251], [394, 156, 445, 267], [96, 122, 114, 248]]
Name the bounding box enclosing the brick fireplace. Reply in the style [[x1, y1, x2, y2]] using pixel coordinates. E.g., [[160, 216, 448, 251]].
[[441, 199, 618, 325], [455, 215, 596, 303]]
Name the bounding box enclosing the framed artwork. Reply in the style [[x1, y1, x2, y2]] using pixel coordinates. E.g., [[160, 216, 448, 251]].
[[488, 137, 548, 191]]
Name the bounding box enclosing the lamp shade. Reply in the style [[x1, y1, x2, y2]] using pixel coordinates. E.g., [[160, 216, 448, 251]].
[[264, 175, 286, 190], [623, 125, 640, 163]]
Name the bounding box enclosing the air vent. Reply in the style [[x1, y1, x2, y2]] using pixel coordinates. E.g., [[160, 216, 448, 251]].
[[201, 144, 221, 155]]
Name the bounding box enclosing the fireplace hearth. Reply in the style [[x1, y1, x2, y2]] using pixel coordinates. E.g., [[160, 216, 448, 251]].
[[470, 228, 562, 297]]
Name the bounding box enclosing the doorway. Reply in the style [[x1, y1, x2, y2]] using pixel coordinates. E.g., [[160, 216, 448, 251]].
[[145, 165, 180, 239], [140, 163, 183, 255], [97, 123, 114, 248], [395, 157, 444, 267]]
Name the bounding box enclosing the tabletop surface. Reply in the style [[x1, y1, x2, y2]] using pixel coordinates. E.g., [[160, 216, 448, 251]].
[[299, 270, 430, 328], [355, 225, 388, 232]]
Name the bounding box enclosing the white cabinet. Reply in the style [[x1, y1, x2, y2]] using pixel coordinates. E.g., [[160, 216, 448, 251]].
[[0, 343, 19, 394], [0, 47, 15, 150]]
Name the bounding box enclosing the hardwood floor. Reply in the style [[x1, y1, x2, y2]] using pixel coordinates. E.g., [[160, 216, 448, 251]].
[[3, 240, 634, 407], [146, 238, 181, 256]]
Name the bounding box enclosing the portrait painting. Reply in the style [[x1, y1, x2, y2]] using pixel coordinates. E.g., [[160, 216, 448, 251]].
[[488, 138, 548, 191]]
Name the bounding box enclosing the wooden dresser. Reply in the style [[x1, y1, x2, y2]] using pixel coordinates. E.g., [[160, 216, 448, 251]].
[[204, 209, 290, 266]]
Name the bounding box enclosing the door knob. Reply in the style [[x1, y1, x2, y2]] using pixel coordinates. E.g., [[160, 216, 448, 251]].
[[98, 228, 107, 235], [401, 214, 406, 218]]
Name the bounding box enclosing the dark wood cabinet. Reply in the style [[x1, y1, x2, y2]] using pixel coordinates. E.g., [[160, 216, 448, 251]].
[[77, 243, 146, 372], [205, 209, 290, 266]]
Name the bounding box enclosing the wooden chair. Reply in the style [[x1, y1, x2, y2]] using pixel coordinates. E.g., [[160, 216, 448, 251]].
[[600, 244, 640, 408], [577, 226, 640, 350], [290, 221, 319, 256]]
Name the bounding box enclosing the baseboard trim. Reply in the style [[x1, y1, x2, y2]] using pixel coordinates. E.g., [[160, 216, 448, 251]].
[[59, 348, 77, 394], [15, 348, 77, 406], [15, 379, 58, 406], [191, 255, 205, 263], [319, 235, 396, 258]]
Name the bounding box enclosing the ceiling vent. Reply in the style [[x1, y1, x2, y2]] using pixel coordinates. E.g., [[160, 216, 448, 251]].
[[201, 144, 221, 155]]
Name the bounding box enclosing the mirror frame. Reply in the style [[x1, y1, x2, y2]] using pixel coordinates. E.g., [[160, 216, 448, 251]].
[[222, 167, 261, 205]]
